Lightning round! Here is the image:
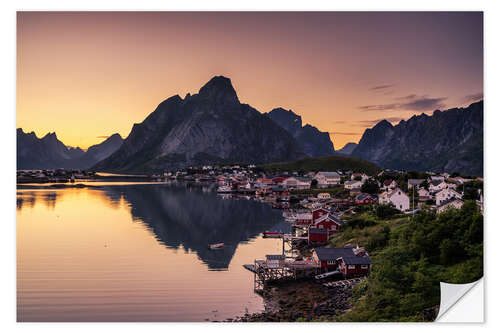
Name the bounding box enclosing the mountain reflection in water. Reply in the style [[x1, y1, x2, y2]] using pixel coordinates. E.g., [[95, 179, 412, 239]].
[[99, 183, 288, 269]]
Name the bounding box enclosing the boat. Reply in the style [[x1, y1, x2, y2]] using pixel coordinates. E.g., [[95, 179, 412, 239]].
[[263, 231, 282, 238], [209, 243, 225, 249]]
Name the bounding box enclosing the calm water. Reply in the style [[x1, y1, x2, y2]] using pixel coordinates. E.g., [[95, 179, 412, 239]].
[[17, 182, 288, 322]]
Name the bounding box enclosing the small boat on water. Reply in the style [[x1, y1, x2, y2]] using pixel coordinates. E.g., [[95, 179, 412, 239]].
[[263, 231, 282, 238], [209, 243, 224, 249]]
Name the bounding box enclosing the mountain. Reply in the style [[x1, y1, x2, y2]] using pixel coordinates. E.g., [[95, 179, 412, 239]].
[[336, 142, 357, 155], [93, 76, 306, 173], [17, 128, 123, 170], [262, 155, 381, 175], [351, 101, 483, 176], [266, 108, 335, 157]]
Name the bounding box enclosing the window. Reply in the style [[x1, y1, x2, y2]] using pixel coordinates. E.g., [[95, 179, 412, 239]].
[[361, 265, 368, 269], [348, 265, 355, 269], [327, 260, 335, 265]]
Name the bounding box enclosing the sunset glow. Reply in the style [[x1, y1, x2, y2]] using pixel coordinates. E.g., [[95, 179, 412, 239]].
[[17, 11, 483, 149]]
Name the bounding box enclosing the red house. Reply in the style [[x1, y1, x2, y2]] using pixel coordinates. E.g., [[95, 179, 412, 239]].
[[308, 227, 328, 244], [313, 213, 342, 233], [313, 247, 372, 276], [312, 207, 330, 223], [355, 193, 377, 205]]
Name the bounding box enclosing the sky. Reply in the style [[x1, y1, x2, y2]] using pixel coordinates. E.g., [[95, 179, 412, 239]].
[[17, 11, 483, 149]]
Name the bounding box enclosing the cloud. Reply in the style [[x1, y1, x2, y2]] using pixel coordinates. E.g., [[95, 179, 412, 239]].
[[462, 92, 483, 104], [97, 135, 110, 139], [359, 95, 447, 112], [370, 84, 395, 91]]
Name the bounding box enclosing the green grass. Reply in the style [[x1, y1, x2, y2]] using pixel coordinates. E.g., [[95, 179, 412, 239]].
[[261, 155, 381, 175]]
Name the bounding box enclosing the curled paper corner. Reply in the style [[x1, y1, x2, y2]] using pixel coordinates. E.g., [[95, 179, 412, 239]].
[[436, 278, 483, 322]]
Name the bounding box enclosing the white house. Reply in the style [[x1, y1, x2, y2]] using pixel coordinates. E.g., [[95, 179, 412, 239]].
[[435, 188, 463, 206], [282, 177, 311, 190], [418, 188, 431, 201], [429, 180, 448, 193], [437, 198, 464, 214], [344, 180, 363, 190], [351, 173, 369, 182], [379, 187, 410, 212], [314, 171, 341, 188], [382, 179, 398, 191]]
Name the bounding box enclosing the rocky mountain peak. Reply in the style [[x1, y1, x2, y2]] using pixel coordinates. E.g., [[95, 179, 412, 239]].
[[198, 76, 239, 105]]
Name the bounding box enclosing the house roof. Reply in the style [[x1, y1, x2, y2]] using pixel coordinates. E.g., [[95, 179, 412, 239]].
[[408, 179, 425, 185], [266, 255, 285, 260], [430, 180, 444, 186], [317, 171, 340, 178], [342, 256, 372, 265], [309, 228, 328, 235], [327, 214, 342, 224], [314, 247, 354, 261], [345, 180, 361, 185], [383, 179, 394, 186], [437, 197, 464, 209]]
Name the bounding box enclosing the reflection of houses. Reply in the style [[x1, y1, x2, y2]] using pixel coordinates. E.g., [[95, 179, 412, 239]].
[[314, 171, 341, 188], [312, 247, 371, 277]]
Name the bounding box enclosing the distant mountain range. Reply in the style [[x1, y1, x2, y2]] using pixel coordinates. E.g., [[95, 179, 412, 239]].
[[336, 142, 358, 155], [266, 108, 335, 157], [351, 101, 483, 176], [17, 129, 123, 170], [93, 76, 306, 173]]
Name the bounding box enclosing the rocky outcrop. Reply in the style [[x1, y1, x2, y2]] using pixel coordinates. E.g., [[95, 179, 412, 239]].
[[93, 76, 306, 172], [336, 142, 357, 155], [351, 101, 483, 176], [266, 108, 335, 157]]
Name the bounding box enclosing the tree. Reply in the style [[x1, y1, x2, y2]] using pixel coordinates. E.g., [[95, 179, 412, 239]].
[[361, 179, 380, 194], [311, 179, 318, 189]]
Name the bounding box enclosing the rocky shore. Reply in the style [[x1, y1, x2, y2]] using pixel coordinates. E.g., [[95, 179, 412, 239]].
[[227, 280, 354, 322]]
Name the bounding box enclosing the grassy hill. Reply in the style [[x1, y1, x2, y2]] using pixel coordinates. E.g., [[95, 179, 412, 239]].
[[262, 155, 381, 175]]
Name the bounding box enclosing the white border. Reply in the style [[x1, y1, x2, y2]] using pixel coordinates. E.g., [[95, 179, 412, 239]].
[[2, 1, 499, 332]]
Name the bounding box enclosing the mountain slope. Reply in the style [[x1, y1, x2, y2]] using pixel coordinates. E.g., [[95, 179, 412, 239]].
[[351, 101, 483, 176], [336, 142, 358, 155], [17, 128, 123, 170], [93, 76, 306, 172], [266, 108, 335, 157], [262, 155, 381, 175]]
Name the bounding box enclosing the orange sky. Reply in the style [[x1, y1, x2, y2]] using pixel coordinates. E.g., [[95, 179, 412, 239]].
[[17, 12, 483, 149]]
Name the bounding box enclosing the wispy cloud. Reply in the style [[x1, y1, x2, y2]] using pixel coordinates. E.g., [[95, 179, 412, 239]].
[[370, 84, 395, 91], [462, 92, 483, 104], [359, 94, 447, 112], [97, 135, 110, 139]]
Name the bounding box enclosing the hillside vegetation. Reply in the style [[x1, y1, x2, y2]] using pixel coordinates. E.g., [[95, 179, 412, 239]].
[[262, 155, 381, 175], [331, 201, 483, 321]]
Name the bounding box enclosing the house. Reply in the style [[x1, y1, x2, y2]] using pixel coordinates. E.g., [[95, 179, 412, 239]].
[[344, 180, 363, 190], [295, 212, 313, 225], [317, 192, 331, 200], [430, 175, 445, 182], [308, 227, 329, 244], [379, 187, 410, 211], [429, 180, 448, 193], [312, 207, 330, 222], [435, 188, 463, 206], [314, 212, 342, 233], [351, 173, 369, 182], [272, 177, 287, 185], [437, 198, 464, 214], [312, 247, 372, 276], [355, 193, 377, 205], [418, 188, 431, 201], [266, 255, 285, 268], [382, 179, 398, 191], [282, 177, 312, 189], [314, 171, 341, 188], [408, 179, 425, 189]]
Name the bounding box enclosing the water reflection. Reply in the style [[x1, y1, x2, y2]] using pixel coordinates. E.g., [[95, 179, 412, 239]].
[[98, 183, 287, 269]]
